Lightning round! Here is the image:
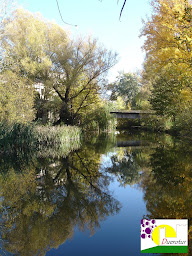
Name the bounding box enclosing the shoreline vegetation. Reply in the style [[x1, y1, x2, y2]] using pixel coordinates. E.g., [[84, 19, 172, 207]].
[[0, 123, 81, 156], [0, 1, 192, 154], [0, 116, 191, 157], [115, 115, 192, 139]]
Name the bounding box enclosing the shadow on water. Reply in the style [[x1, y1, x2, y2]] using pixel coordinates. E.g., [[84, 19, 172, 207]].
[[0, 131, 192, 255], [101, 132, 192, 256], [0, 133, 120, 256]]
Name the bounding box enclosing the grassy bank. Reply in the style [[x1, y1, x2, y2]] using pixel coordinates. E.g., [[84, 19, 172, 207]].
[[36, 125, 81, 157], [36, 125, 81, 146], [0, 123, 81, 156]]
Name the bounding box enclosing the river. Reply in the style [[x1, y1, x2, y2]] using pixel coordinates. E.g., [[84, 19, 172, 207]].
[[0, 131, 191, 255]]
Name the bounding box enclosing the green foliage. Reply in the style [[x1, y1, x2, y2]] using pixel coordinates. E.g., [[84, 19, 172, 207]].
[[1, 8, 117, 126], [36, 125, 81, 145], [148, 67, 192, 132], [34, 91, 62, 124], [82, 103, 116, 132], [36, 125, 81, 157], [150, 72, 182, 119], [0, 137, 121, 255], [49, 35, 117, 125], [116, 118, 141, 130], [109, 72, 141, 109], [1, 8, 53, 79], [140, 115, 173, 132], [0, 123, 81, 156], [141, 0, 192, 134], [174, 105, 192, 136], [133, 79, 152, 110], [0, 71, 35, 123], [0, 122, 36, 151]]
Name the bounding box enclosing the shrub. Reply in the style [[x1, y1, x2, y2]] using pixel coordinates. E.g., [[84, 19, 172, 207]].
[[82, 104, 116, 132]]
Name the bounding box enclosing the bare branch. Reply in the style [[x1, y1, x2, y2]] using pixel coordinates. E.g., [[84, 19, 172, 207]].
[[55, 0, 77, 27], [119, 0, 127, 20]]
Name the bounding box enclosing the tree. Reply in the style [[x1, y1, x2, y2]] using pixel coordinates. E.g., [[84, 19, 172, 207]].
[[108, 72, 141, 109], [0, 0, 16, 68], [0, 0, 15, 27], [48, 36, 118, 125], [140, 0, 192, 80], [141, 0, 192, 128], [1, 8, 118, 125], [0, 8, 52, 123], [0, 71, 35, 123], [1, 8, 53, 78], [150, 67, 183, 119]]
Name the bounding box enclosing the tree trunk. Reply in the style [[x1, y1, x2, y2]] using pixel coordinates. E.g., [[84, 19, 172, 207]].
[[54, 100, 73, 125]]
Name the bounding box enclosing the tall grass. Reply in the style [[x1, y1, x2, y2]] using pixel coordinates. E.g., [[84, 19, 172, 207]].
[[0, 123, 36, 151], [36, 125, 81, 146], [36, 125, 81, 157], [0, 123, 81, 156]]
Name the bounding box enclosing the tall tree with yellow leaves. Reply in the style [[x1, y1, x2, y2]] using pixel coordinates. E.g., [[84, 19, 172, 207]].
[[141, 0, 192, 76], [141, 0, 192, 126]]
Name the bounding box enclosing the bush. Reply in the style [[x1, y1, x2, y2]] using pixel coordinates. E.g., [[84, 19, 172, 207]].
[[0, 122, 36, 150], [140, 115, 173, 132], [174, 107, 192, 136], [82, 104, 116, 132]]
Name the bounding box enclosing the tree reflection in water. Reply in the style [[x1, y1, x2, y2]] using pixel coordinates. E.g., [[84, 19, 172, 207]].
[[0, 136, 120, 256], [1, 133, 192, 256], [105, 136, 192, 256], [141, 143, 192, 256]]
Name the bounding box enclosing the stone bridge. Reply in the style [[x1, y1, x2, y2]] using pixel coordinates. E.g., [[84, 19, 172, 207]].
[[110, 110, 155, 119]]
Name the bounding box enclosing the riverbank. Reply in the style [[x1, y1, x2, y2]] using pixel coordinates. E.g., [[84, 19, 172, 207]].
[[0, 123, 81, 156], [116, 114, 192, 140]]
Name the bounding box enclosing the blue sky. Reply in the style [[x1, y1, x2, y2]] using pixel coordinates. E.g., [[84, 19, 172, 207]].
[[18, 0, 152, 81]]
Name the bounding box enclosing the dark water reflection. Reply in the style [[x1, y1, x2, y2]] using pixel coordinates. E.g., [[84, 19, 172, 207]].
[[0, 132, 192, 255]]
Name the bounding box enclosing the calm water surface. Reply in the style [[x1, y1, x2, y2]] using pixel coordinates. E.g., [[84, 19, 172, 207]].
[[0, 132, 192, 256]]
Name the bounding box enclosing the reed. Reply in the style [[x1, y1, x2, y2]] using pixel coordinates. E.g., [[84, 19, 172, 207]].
[[35, 125, 81, 146], [36, 125, 81, 157], [0, 123, 81, 156], [0, 123, 36, 150]]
